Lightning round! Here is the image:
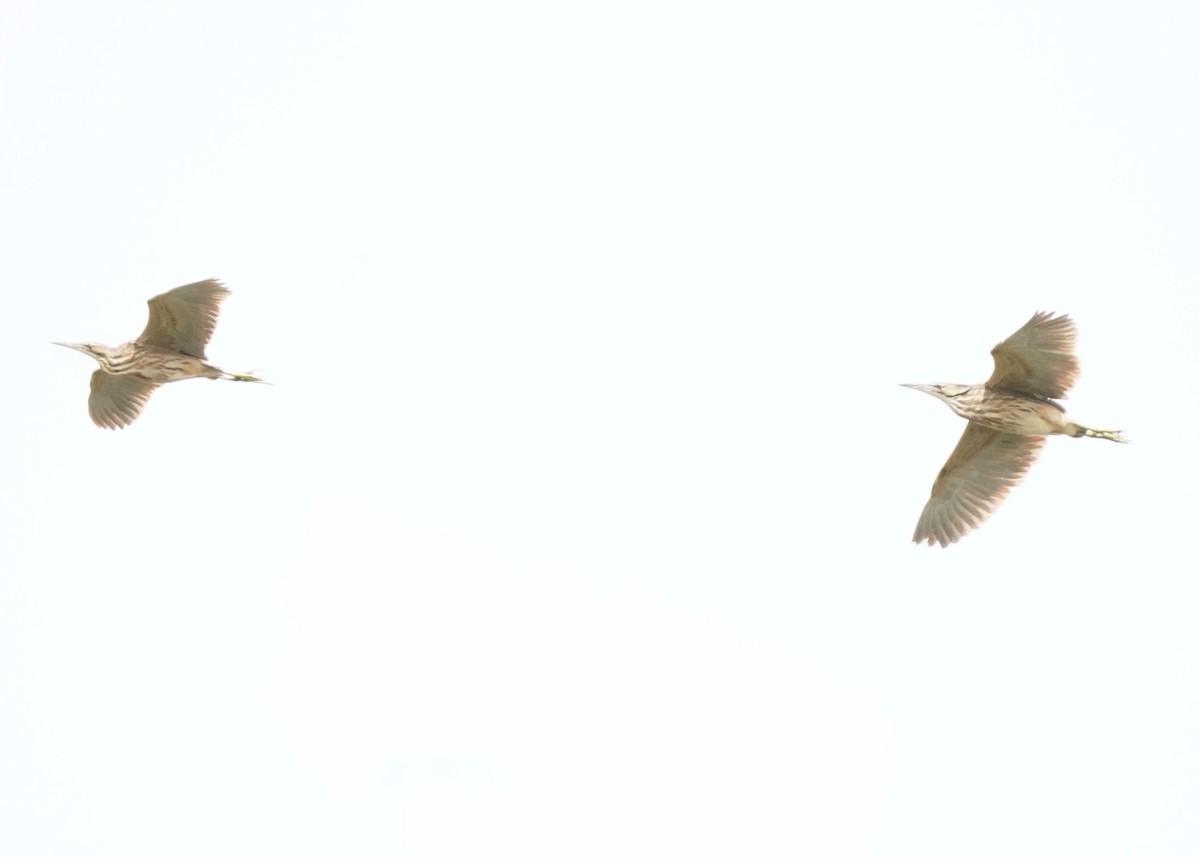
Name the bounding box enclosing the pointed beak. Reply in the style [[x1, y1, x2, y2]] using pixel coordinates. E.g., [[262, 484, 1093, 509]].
[[901, 383, 936, 396], [53, 342, 86, 354]]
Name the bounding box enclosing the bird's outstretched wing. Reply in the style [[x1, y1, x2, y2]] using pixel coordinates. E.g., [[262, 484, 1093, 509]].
[[913, 423, 1045, 547], [137, 279, 228, 358], [986, 311, 1079, 400], [89, 371, 160, 429]]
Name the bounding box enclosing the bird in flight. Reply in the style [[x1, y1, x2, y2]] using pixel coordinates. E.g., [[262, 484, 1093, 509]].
[[905, 312, 1124, 547], [55, 278, 265, 429]]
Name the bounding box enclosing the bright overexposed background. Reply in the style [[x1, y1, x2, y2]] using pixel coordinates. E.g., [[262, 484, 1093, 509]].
[[1, 2, 1197, 855]]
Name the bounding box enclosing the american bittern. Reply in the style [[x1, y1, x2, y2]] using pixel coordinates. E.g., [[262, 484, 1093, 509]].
[[905, 312, 1124, 547], [55, 278, 265, 429]]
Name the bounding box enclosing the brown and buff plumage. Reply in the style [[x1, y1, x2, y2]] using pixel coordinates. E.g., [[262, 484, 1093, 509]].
[[905, 312, 1124, 547], [55, 279, 265, 429]]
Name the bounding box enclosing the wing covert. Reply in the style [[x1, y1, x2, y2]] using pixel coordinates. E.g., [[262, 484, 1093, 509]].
[[138, 279, 228, 358], [986, 311, 1079, 400], [913, 424, 1045, 547], [89, 371, 160, 429]]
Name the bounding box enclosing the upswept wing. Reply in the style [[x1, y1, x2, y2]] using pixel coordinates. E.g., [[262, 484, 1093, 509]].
[[137, 279, 228, 358], [913, 423, 1045, 547], [89, 371, 160, 429], [986, 311, 1078, 400]]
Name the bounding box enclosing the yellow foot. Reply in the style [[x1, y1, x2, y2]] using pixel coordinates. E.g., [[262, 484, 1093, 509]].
[[226, 370, 269, 384], [1084, 428, 1127, 443]]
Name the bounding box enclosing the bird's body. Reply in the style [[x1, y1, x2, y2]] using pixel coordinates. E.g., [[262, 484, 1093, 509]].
[[56, 279, 264, 429], [926, 384, 1074, 437], [905, 312, 1124, 547], [79, 340, 224, 383]]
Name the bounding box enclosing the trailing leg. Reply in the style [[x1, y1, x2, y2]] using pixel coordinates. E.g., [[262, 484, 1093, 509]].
[[1067, 422, 1127, 442]]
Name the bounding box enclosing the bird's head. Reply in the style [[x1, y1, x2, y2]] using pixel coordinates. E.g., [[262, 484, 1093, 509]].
[[53, 341, 111, 364], [902, 383, 972, 404]]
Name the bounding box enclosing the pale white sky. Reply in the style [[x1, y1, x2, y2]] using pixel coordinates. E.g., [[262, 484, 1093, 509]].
[[2, 1, 1198, 855]]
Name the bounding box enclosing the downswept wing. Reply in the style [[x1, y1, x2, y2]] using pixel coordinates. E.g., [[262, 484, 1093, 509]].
[[913, 423, 1045, 547], [137, 279, 228, 358], [88, 371, 161, 429], [986, 311, 1079, 400]]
